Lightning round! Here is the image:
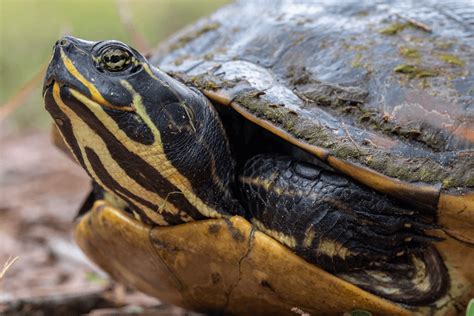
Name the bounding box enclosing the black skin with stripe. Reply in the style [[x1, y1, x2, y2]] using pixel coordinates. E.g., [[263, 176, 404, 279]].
[[240, 154, 439, 271], [56, 78, 207, 223], [43, 36, 448, 305], [239, 155, 447, 304]]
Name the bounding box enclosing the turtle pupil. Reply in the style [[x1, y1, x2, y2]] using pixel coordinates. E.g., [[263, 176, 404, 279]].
[[110, 55, 122, 63], [101, 47, 131, 72]]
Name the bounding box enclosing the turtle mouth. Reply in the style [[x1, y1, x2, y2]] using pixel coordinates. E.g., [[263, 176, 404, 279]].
[[42, 77, 72, 99], [66, 87, 136, 112], [42, 77, 70, 99], [44, 79, 135, 113], [43, 78, 56, 96]]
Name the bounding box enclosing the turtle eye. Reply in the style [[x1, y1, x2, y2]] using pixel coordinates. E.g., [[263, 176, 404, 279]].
[[100, 47, 132, 72]]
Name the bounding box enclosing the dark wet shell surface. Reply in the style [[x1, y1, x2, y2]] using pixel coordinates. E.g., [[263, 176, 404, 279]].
[[151, 0, 473, 190]]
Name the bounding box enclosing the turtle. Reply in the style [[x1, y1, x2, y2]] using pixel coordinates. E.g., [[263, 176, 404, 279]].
[[42, 0, 473, 315]]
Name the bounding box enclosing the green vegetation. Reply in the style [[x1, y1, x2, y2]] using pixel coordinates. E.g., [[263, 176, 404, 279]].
[[379, 20, 430, 36], [467, 299, 474, 316], [438, 53, 465, 67], [393, 64, 437, 78], [0, 0, 228, 131], [379, 22, 408, 35], [169, 22, 220, 50], [351, 53, 363, 68], [399, 47, 419, 59]]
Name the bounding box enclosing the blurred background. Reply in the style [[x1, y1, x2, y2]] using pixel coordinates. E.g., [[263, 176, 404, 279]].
[[0, 1, 227, 314]]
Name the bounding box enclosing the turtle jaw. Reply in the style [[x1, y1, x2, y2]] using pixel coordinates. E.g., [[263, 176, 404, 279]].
[[42, 77, 55, 96], [43, 79, 71, 127]]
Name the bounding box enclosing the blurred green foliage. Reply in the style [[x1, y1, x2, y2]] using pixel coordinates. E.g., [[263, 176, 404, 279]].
[[0, 0, 228, 131]]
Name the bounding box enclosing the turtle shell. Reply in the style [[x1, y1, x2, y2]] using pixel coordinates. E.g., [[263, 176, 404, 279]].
[[150, 0, 474, 243], [75, 200, 413, 315]]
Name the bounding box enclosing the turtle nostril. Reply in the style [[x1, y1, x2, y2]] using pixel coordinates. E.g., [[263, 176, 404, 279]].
[[55, 38, 70, 48]]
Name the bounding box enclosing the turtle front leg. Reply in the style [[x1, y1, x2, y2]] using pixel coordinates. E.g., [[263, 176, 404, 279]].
[[237, 154, 448, 305]]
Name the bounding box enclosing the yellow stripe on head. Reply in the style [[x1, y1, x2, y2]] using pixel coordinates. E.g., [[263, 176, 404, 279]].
[[60, 48, 135, 112]]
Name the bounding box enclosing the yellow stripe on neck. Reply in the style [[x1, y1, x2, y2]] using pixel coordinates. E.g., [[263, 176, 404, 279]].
[[67, 80, 222, 220], [69, 85, 222, 219], [52, 83, 171, 225], [120, 80, 223, 219]]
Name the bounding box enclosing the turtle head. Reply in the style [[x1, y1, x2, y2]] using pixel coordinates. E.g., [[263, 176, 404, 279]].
[[44, 36, 147, 112], [43, 36, 238, 224]]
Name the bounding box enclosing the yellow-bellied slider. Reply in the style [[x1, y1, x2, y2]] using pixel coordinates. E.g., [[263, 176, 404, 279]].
[[44, 0, 473, 315]]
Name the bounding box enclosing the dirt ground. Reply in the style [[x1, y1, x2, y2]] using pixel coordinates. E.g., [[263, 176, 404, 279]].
[[0, 131, 199, 315]]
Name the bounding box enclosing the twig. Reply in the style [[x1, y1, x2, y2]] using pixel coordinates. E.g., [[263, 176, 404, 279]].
[[0, 26, 79, 123], [395, 13, 432, 33], [342, 122, 359, 149], [0, 64, 47, 122], [116, 0, 151, 53], [1, 288, 113, 315], [0, 256, 19, 279], [362, 138, 379, 148]]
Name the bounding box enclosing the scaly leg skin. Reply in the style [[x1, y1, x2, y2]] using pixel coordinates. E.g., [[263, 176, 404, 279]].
[[238, 154, 448, 305]]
